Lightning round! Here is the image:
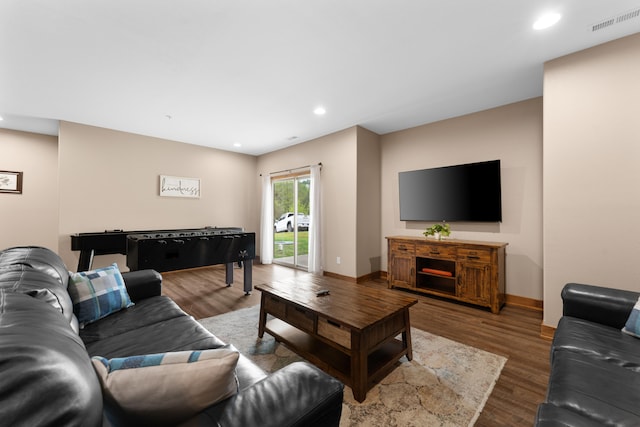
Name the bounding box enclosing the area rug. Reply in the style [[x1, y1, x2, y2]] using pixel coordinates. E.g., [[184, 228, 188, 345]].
[[199, 305, 506, 427]]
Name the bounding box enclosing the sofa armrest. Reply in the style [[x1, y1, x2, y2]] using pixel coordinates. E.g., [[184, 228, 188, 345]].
[[562, 283, 639, 329], [121, 270, 162, 302], [187, 362, 344, 427]]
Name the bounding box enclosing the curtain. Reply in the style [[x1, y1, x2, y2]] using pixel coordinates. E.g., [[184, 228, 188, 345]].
[[308, 164, 322, 274], [260, 174, 274, 264]]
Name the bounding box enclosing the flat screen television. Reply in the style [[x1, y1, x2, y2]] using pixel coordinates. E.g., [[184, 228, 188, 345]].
[[399, 159, 502, 222]]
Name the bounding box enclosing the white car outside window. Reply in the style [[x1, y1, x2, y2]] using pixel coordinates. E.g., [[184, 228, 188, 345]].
[[274, 212, 310, 232]]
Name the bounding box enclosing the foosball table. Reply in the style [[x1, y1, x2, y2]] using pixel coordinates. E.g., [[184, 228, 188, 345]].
[[71, 226, 255, 294]]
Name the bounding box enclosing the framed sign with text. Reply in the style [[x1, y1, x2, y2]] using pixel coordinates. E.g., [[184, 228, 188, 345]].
[[159, 175, 200, 198]]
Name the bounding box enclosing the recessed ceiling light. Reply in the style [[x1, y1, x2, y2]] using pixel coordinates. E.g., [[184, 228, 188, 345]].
[[313, 106, 326, 115], [233, 142, 242, 147], [0, 115, 3, 121], [533, 12, 561, 30]]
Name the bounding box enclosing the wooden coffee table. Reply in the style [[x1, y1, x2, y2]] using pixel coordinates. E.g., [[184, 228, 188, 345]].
[[256, 279, 418, 402]]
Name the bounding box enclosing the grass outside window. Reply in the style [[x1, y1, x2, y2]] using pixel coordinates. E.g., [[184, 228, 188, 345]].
[[274, 231, 308, 258]]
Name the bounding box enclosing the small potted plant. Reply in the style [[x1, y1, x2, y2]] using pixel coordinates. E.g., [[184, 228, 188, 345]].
[[423, 223, 451, 240]]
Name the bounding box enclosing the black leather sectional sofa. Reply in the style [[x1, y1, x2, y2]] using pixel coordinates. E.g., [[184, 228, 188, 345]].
[[0, 246, 343, 427], [535, 283, 640, 426]]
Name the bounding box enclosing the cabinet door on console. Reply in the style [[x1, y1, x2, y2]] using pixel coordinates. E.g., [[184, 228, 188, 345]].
[[390, 254, 415, 288], [457, 262, 491, 305], [389, 241, 415, 288]]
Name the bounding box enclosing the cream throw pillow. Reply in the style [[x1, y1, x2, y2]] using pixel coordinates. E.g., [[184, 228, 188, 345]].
[[92, 348, 239, 424]]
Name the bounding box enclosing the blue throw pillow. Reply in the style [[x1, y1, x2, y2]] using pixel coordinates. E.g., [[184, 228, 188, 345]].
[[622, 296, 640, 338], [68, 263, 133, 327]]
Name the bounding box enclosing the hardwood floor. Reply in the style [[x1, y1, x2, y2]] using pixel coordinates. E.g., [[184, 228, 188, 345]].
[[162, 263, 550, 426]]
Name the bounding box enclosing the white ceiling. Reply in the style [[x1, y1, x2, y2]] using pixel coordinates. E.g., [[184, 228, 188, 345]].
[[1, 1, 639, 156]]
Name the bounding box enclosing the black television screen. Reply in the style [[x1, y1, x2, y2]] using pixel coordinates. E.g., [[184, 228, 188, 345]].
[[399, 160, 502, 222]]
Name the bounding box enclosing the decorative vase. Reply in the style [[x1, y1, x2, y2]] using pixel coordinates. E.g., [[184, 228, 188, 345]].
[[433, 232, 441, 241]]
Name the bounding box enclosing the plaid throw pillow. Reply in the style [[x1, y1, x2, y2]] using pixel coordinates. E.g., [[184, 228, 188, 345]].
[[622, 296, 640, 338], [68, 263, 133, 327]]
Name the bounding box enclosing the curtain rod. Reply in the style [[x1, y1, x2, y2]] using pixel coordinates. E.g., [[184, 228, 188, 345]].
[[260, 162, 322, 177]]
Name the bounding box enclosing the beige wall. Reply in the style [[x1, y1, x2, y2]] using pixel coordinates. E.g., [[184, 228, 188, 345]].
[[381, 98, 544, 300], [6, 32, 636, 317], [543, 33, 640, 327], [356, 127, 382, 278], [257, 127, 358, 277], [57, 121, 258, 270], [0, 129, 59, 251]]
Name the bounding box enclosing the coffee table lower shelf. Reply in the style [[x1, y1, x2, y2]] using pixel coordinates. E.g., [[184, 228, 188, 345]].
[[263, 317, 407, 401]]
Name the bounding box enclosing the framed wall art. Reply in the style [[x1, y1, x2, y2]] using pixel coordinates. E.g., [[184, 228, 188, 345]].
[[0, 171, 23, 194], [159, 175, 200, 198]]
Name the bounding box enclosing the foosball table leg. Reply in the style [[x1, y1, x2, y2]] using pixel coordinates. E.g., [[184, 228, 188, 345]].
[[243, 259, 253, 295], [225, 263, 233, 287]]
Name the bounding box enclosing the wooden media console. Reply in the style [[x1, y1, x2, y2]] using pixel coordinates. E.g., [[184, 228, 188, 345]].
[[387, 236, 507, 313]]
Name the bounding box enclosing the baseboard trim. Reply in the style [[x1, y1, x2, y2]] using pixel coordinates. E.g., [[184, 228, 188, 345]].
[[323, 270, 383, 283], [323, 271, 357, 283], [540, 323, 556, 341], [505, 294, 543, 312]]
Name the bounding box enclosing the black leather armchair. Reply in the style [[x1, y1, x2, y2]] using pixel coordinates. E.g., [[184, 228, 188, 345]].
[[535, 283, 640, 426]]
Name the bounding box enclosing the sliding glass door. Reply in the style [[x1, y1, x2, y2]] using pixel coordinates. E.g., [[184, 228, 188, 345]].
[[272, 174, 310, 269]]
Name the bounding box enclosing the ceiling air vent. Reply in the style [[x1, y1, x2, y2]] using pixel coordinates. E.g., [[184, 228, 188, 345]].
[[616, 8, 640, 23], [592, 19, 614, 32], [592, 8, 640, 32]]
